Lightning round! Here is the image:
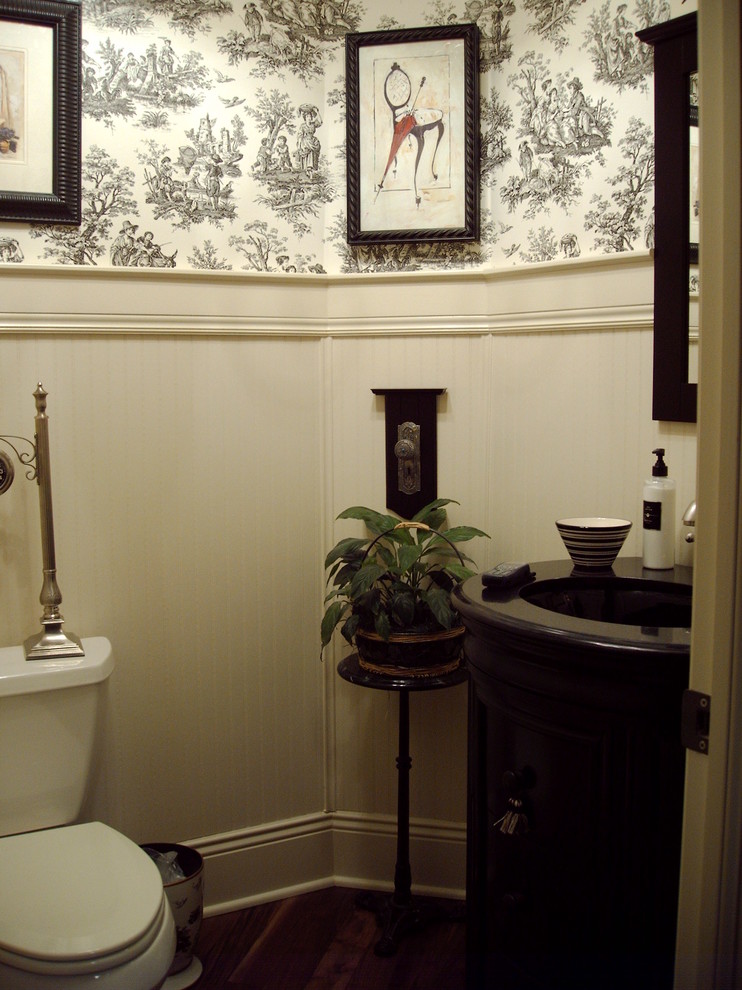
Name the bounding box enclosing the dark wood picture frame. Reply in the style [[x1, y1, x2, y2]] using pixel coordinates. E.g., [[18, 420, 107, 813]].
[[0, 0, 81, 224], [689, 91, 698, 264], [636, 12, 697, 423], [345, 24, 479, 245]]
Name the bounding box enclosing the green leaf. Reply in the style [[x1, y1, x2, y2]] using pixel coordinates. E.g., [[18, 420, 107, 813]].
[[350, 562, 387, 598], [374, 543, 396, 567], [421, 586, 455, 629], [441, 562, 477, 582], [329, 561, 361, 590], [337, 506, 399, 535], [391, 591, 416, 626], [417, 508, 448, 533], [427, 569, 455, 592], [341, 613, 360, 645], [374, 610, 391, 641], [413, 498, 458, 523], [357, 586, 382, 616], [326, 559, 343, 582], [321, 601, 347, 646], [397, 542, 424, 573], [325, 537, 368, 568], [433, 525, 490, 544], [390, 526, 415, 545]]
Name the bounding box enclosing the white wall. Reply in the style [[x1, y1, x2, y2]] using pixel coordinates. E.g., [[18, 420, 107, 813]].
[[0, 257, 697, 908]]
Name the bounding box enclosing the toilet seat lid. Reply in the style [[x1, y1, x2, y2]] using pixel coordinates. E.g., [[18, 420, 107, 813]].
[[0, 822, 165, 961]]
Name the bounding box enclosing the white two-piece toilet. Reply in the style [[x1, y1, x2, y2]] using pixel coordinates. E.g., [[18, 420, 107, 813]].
[[0, 637, 176, 989]]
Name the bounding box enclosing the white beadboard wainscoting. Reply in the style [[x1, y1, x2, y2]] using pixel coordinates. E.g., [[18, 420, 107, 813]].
[[0, 255, 697, 912]]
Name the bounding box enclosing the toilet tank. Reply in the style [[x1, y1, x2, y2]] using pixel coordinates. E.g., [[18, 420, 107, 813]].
[[0, 637, 114, 837]]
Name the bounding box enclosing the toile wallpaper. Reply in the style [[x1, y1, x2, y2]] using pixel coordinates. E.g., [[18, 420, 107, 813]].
[[0, 0, 687, 274]]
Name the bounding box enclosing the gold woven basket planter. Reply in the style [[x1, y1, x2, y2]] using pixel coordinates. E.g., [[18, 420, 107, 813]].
[[356, 625, 465, 678]]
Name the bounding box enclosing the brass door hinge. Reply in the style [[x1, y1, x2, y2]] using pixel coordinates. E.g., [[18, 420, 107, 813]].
[[681, 689, 710, 754]]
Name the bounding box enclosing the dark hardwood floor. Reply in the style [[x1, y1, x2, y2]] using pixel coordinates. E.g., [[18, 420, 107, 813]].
[[194, 886, 466, 989]]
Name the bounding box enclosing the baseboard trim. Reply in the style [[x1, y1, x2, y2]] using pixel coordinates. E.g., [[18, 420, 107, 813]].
[[189, 810, 466, 917]]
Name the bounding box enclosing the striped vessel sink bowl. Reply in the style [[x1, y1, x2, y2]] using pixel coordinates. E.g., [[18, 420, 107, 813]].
[[556, 517, 632, 571]]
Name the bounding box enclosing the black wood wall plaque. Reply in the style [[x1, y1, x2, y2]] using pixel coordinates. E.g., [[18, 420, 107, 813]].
[[371, 388, 445, 518]]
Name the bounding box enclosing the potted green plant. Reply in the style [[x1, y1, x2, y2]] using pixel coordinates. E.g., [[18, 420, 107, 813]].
[[321, 498, 488, 676]]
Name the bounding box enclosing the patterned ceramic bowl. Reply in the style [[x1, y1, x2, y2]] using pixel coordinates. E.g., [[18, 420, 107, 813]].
[[556, 517, 632, 570]]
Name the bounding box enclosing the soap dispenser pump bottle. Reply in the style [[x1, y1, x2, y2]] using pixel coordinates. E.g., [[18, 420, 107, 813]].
[[642, 448, 676, 569]]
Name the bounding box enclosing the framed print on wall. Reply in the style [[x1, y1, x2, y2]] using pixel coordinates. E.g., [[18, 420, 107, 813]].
[[688, 71, 698, 264], [345, 24, 479, 245], [0, 0, 81, 224]]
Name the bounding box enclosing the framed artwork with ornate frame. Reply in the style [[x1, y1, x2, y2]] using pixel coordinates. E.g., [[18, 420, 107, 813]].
[[345, 24, 479, 245], [0, 0, 81, 224]]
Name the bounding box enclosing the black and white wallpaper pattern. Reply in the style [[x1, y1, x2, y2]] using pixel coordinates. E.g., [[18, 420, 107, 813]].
[[1, 0, 684, 274]]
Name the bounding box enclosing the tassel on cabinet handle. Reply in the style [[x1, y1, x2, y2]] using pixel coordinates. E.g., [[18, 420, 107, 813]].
[[500, 797, 529, 835], [497, 768, 531, 835]]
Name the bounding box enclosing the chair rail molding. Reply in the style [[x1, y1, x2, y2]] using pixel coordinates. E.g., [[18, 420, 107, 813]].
[[1, 253, 653, 339]]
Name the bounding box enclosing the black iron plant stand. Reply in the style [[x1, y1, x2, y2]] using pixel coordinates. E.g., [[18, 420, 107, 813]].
[[337, 653, 467, 956]]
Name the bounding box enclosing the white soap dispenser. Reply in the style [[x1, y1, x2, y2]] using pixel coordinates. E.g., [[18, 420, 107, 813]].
[[642, 448, 676, 569]]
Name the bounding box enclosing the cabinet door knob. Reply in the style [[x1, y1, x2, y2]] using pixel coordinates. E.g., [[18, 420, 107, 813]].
[[502, 769, 523, 793], [502, 766, 536, 794], [502, 891, 526, 911]]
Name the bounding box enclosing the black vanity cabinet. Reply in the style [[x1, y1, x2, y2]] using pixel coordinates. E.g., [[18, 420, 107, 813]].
[[454, 560, 691, 990]]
